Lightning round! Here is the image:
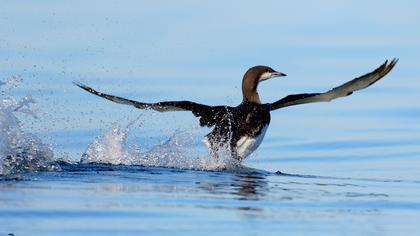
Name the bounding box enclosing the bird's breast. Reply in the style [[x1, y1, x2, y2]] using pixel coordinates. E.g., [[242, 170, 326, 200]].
[[235, 124, 269, 160]]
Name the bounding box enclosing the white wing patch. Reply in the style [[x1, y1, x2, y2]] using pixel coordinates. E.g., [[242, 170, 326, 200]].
[[235, 125, 269, 159]]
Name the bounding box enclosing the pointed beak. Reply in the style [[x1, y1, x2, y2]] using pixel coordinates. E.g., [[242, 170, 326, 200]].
[[272, 71, 287, 78], [259, 70, 287, 82]]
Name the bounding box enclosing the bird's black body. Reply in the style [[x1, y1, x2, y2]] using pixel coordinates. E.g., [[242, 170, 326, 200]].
[[75, 59, 397, 161], [203, 102, 271, 160]]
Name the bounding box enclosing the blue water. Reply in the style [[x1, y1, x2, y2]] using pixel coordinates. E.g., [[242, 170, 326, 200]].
[[1, 1, 420, 235], [2, 163, 420, 236]]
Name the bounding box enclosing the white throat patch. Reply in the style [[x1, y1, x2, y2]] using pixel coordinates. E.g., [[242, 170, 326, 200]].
[[259, 72, 274, 81]]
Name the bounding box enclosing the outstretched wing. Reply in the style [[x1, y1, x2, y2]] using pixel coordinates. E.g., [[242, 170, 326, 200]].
[[74, 82, 228, 127], [268, 58, 398, 111]]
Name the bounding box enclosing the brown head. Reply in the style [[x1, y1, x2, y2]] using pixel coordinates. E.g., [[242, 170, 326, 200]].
[[242, 65, 286, 104]]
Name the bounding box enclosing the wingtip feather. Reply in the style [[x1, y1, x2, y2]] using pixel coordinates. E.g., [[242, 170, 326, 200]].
[[389, 58, 399, 68], [73, 81, 87, 89]]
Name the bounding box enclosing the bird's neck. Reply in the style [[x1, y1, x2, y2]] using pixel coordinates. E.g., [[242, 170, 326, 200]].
[[242, 83, 261, 104]]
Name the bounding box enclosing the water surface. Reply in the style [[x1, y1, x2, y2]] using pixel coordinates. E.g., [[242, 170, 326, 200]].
[[1, 1, 420, 235]]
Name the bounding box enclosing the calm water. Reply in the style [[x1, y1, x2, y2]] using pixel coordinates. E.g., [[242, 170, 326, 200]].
[[1, 1, 420, 235]]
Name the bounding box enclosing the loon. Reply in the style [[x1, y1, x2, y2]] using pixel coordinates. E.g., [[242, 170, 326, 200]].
[[75, 59, 397, 160]]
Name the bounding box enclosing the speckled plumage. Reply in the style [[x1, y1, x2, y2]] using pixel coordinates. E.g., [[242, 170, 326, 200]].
[[75, 59, 397, 160]]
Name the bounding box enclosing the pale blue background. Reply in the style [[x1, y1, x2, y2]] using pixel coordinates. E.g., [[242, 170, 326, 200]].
[[1, 0, 419, 175], [1, 2, 420, 235], [0, 1, 420, 175]]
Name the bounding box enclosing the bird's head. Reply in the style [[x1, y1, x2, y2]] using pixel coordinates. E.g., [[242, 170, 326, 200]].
[[242, 65, 286, 103]]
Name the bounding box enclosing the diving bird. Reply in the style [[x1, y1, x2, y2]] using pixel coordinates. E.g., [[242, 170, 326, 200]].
[[75, 59, 397, 160]]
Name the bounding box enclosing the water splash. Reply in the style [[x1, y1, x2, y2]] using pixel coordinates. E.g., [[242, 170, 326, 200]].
[[0, 76, 242, 175], [81, 123, 139, 165], [0, 79, 56, 176], [81, 122, 241, 170]]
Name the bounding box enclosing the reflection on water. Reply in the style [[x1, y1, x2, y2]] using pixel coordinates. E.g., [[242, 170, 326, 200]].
[[197, 172, 269, 201], [1, 163, 420, 235], [234, 175, 268, 200]]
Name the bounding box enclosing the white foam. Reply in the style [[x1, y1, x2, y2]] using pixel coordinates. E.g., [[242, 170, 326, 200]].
[[80, 123, 139, 165], [81, 122, 241, 170], [0, 79, 56, 176]]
